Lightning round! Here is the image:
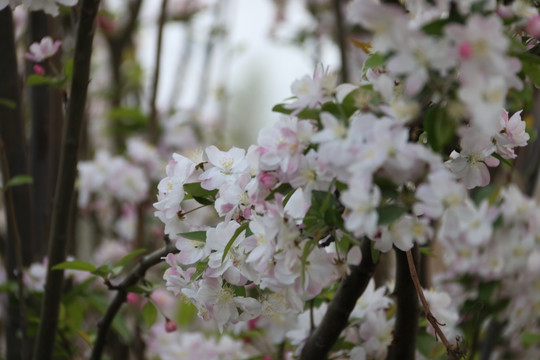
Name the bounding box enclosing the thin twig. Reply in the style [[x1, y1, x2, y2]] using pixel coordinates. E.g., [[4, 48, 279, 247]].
[[0, 140, 29, 360], [32, 1, 102, 359], [90, 240, 179, 360], [332, 0, 349, 83], [406, 250, 461, 360], [148, 0, 169, 143]]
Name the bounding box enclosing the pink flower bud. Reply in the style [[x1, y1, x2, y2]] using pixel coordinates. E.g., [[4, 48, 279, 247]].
[[262, 356, 272, 360], [33, 64, 45, 75], [126, 292, 140, 306], [527, 15, 540, 39], [247, 316, 260, 330], [458, 42, 473, 60], [165, 318, 177, 333]]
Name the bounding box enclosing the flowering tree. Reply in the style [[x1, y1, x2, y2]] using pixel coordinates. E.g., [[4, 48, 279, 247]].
[[2, 0, 540, 360]]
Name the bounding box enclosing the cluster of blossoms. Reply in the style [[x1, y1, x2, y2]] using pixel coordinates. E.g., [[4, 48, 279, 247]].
[[0, 0, 77, 16], [77, 138, 164, 244], [434, 184, 540, 358], [350, 0, 533, 187], [154, 0, 540, 358], [78, 138, 163, 208]]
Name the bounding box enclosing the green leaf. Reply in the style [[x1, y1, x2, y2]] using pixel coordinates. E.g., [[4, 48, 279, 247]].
[[521, 332, 540, 348], [418, 246, 435, 258], [362, 53, 385, 71], [192, 196, 214, 206], [473, 185, 498, 205], [377, 204, 407, 225], [179, 231, 207, 242], [271, 103, 320, 120], [301, 240, 316, 288], [52, 260, 96, 272], [92, 264, 112, 277], [478, 281, 498, 303], [341, 88, 361, 117], [114, 248, 146, 267], [370, 242, 380, 264], [423, 107, 456, 153], [112, 314, 132, 342], [428, 342, 447, 359], [373, 177, 398, 199], [522, 61, 540, 87], [222, 222, 249, 262], [176, 301, 197, 327], [5, 175, 33, 188], [0, 98, 16, 109], [190, 258, 208, 282], [183, 182, 218, 198], [109, 106, 148, 133], [64, 58, 74, 80], [142, 301, 158, 328], [26, 74, 57, 86]]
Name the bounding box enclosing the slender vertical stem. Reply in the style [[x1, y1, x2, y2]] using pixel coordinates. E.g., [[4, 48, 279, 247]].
[[0, 141, 29, 360], [332, 0, 349, 83], [386, 248, 419, 360], [0, 7, 33, 360], [32, 1, 101, 359], [29, 11, 57, 260], [148, 0, 169, 143]]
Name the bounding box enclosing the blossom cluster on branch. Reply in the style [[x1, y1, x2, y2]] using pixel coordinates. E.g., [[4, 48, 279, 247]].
[[152, 1, 540, 358]]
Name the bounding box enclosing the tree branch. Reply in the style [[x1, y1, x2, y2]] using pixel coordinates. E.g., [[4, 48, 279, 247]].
[[32, 1, 101, 359], [148, 0, 169, 143], [0, 7, 33, 360], [332, 0, 349, 83], [386, 247, 419, 360], [90, 240, 179, 360], [300, 239, 377, 360]]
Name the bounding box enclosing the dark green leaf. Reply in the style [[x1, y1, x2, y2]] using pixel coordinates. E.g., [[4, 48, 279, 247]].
[[271, 103, 320, 119], [192, 196, 214, 206], [52, 260, 96, 272], [370, 242, 380, 263], [373, 177, 398, 199], [522, 61, 540, 87], [478, 281, 498, 303], [5, 175, 33, 188], [423, 107, 456, 153], [222, 222, 249, 262], [179, 231, 207, 242], [377, 204, 407, 225], [142, 301, 158, 327]]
